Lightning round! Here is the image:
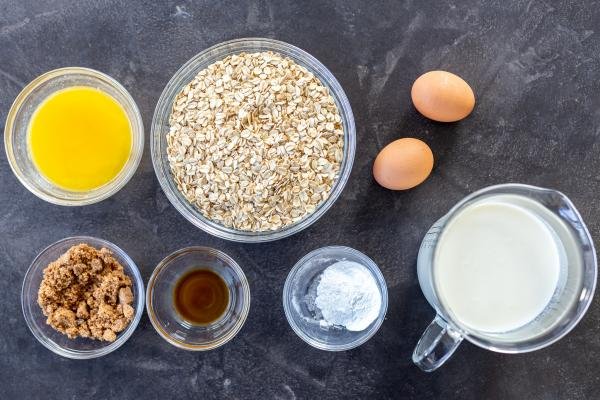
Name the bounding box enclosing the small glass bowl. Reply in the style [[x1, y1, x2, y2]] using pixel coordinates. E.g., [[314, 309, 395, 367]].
[[146, 247, 250, 350], [151, 37, 356, 242], [21, 236, 145, 359], [283, 246, 388, 351], [4, 67, 144, 206]]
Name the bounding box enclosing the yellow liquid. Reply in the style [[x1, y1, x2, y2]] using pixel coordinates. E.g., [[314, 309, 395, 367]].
[[28, 86, 132, 191]]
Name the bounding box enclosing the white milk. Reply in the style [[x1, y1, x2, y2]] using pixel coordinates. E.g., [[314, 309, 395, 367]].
[[434, 197, 561, 333]]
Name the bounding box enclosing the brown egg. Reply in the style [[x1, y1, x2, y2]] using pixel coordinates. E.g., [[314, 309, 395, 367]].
[[373, 138, 434, 190], [411, 71, 475, 122]]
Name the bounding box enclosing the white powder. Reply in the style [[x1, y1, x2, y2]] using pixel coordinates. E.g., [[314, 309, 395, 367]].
[[315, 260, 382, 331]]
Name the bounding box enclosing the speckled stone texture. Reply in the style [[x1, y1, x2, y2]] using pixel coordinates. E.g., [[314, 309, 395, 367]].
[[1, 1, 599, 399]]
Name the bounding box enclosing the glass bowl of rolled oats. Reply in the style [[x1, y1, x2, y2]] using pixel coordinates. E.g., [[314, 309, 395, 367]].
[[21, 236, 145, 359], [151, 38, 356, 242]]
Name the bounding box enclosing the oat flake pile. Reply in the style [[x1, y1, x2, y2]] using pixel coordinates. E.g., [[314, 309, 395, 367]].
[[167, 51, 344, 232]]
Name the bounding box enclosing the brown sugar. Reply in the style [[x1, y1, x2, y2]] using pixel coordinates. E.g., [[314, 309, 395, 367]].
[[37, 243, 135, 341]]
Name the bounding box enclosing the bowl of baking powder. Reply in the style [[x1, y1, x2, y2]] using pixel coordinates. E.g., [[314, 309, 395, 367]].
[[282, 246, 388, 351]]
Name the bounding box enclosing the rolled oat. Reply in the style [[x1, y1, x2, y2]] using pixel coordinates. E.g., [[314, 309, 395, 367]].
[[167, 51, 344, 231]]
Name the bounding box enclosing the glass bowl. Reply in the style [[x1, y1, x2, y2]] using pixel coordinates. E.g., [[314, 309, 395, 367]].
[[4, 67, 144, 206], [283, 246, 388, 351], [151, 37, 356, 242], [146, 247, 250, 350], [21, 236, 145, 359]]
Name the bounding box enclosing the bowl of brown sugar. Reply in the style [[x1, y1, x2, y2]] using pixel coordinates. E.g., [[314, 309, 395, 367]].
[[21, 236, 144, 359]]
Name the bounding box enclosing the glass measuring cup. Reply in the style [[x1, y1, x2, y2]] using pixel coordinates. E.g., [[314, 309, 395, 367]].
[[413, 184, 597, 372]]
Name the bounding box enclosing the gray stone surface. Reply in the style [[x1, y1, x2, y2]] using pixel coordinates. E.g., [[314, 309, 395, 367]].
[[1, 0, 599, 398]]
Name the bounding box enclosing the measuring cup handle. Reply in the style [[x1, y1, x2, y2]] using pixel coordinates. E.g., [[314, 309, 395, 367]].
[[412, 315, 463, 372]]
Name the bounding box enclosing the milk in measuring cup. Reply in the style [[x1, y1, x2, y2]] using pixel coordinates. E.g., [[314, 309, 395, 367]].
[[434, 196, 561, 333]]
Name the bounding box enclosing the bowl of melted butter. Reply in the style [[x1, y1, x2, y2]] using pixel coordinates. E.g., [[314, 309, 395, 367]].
[[4, 67, 144, 205]]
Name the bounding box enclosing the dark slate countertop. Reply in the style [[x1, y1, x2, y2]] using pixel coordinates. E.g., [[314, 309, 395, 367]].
[[1, 1, 599, 399]]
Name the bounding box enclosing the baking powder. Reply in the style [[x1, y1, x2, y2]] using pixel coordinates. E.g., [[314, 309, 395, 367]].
[[315, 260, 382, 331]]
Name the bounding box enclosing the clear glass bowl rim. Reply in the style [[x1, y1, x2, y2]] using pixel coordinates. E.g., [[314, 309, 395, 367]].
[[4, 67, 145, 206], [282, 245, 389, 351], [150, 37, 356, 242], [21, 236, 145, 359], [145, 246, 251, 351]]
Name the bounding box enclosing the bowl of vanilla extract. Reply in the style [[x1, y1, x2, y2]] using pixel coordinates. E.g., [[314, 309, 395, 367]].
[[146, 247, 250, 350]]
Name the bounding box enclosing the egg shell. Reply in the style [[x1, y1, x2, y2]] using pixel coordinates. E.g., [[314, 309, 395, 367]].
[[373, 138, 434, 190], [411, 71, 475, 122]]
